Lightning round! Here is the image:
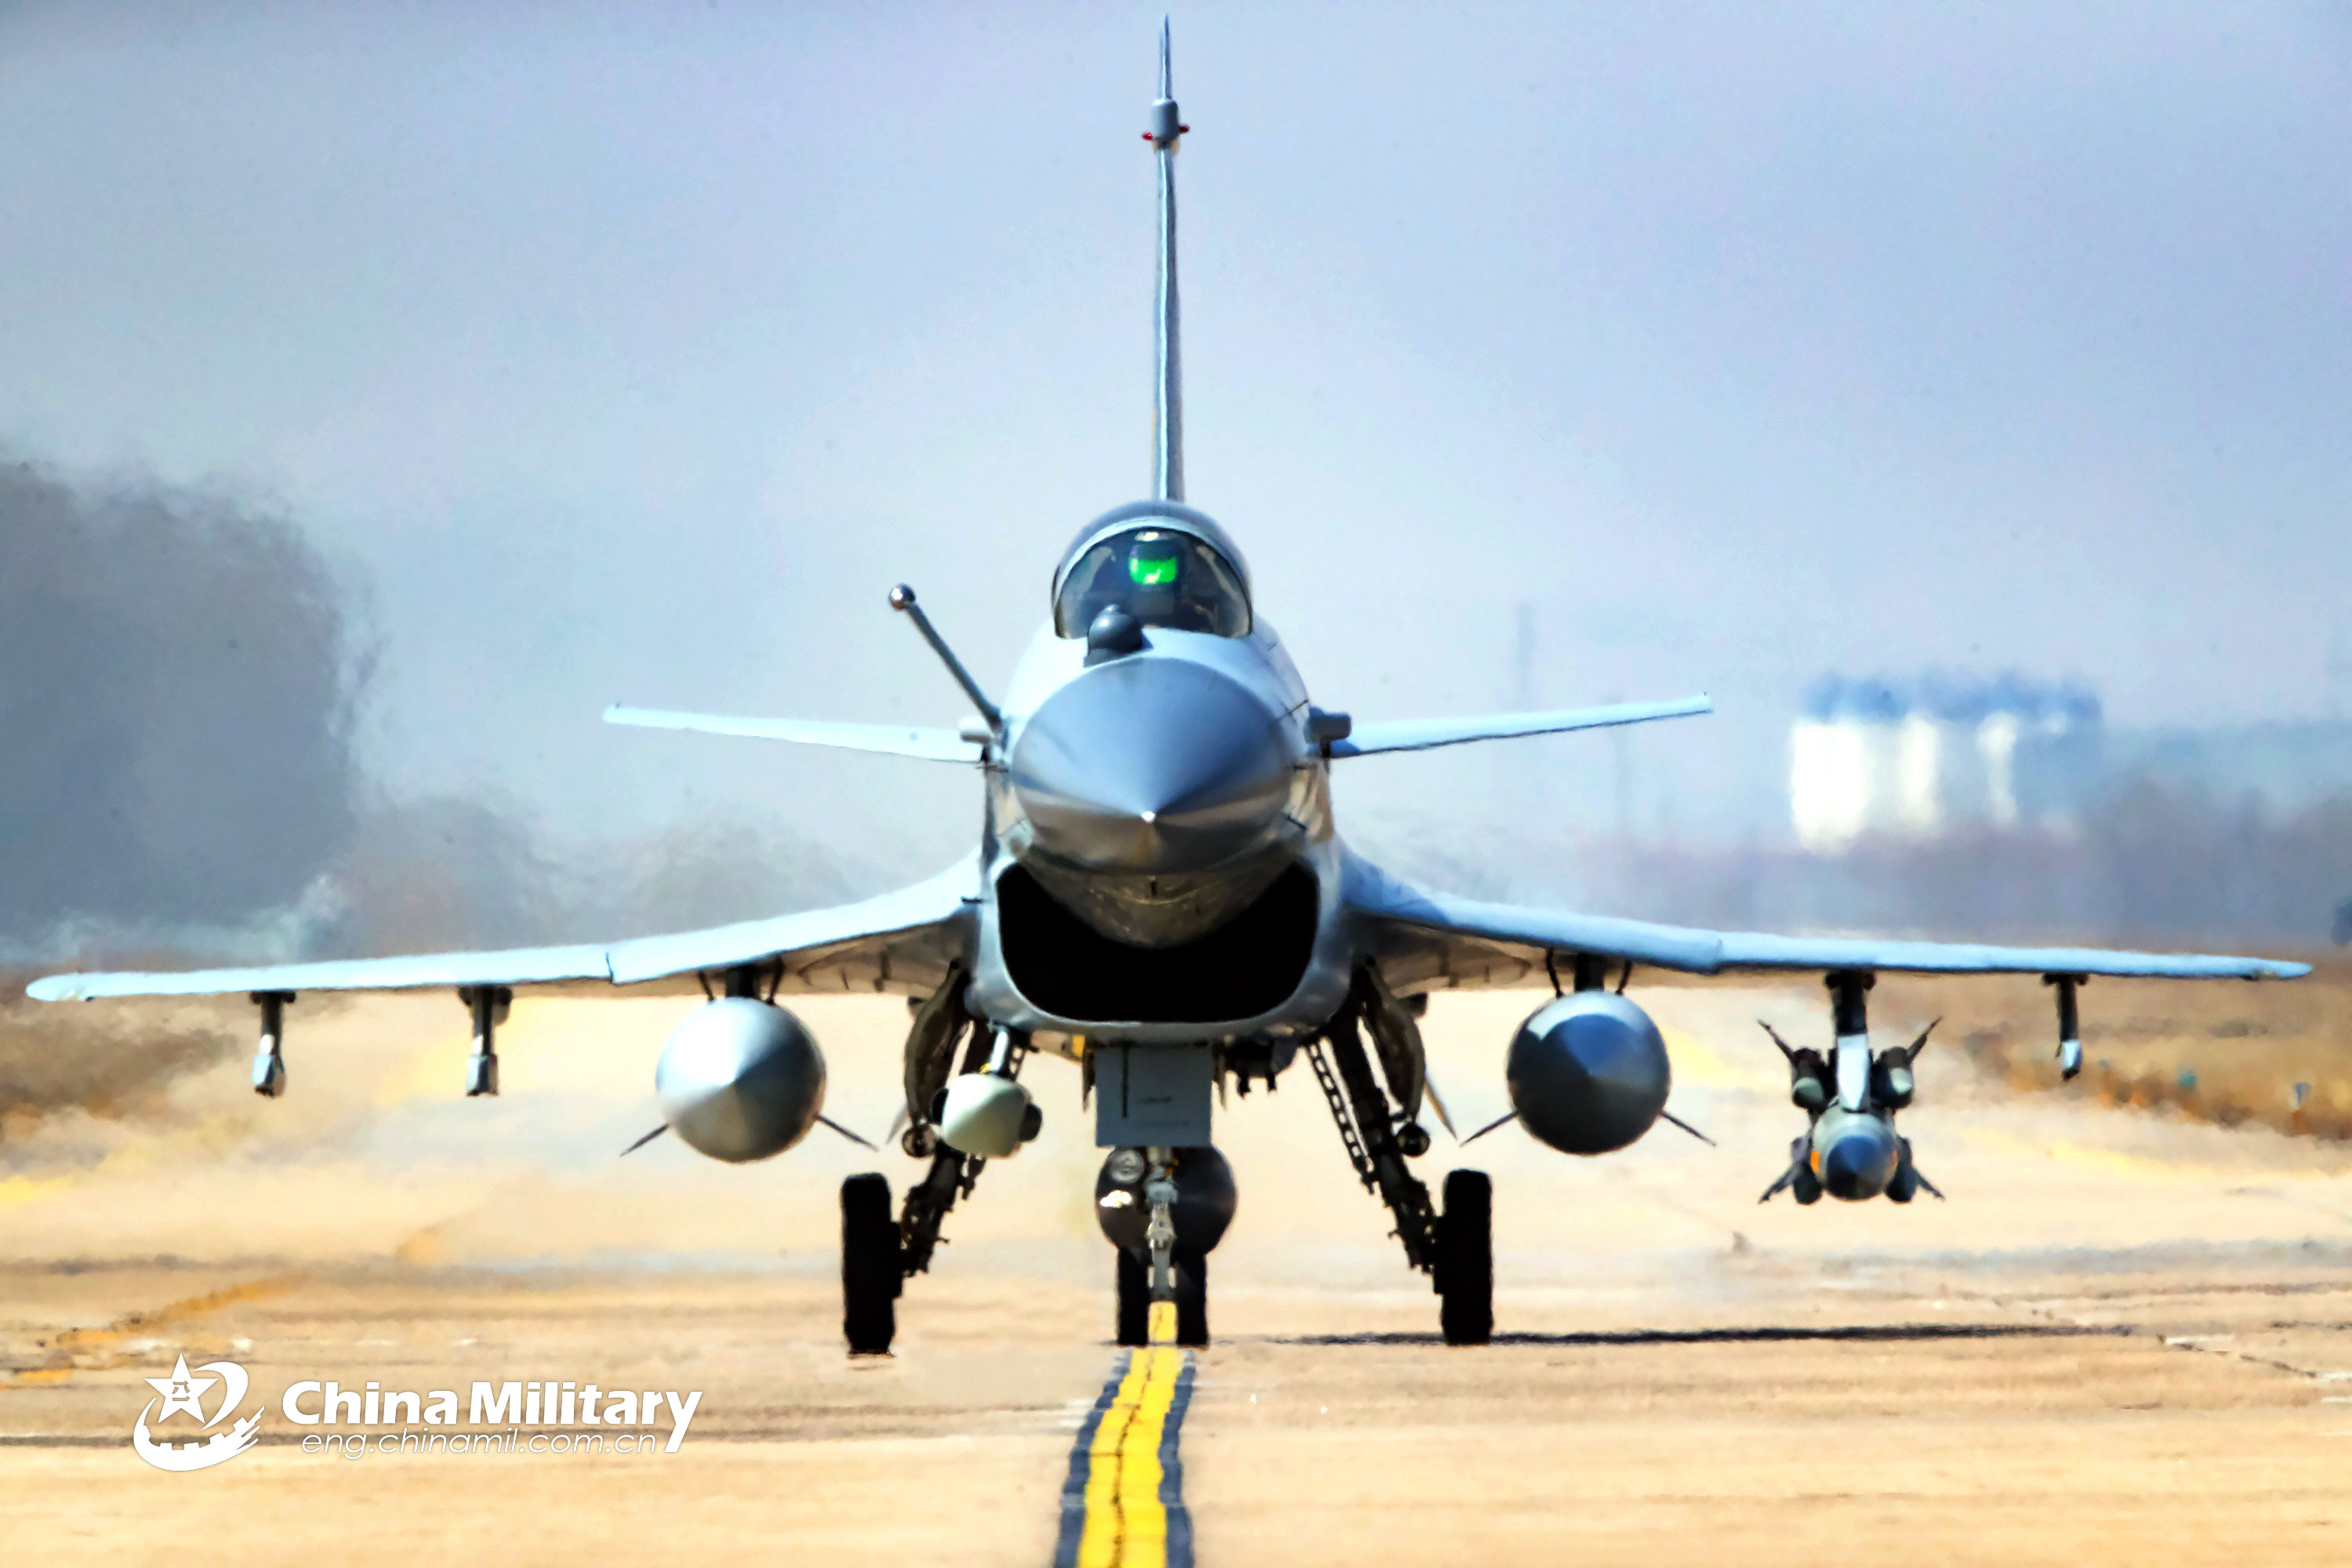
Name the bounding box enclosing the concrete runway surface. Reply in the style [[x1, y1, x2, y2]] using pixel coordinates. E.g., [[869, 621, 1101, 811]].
[[5, 981, 2352, 1564]]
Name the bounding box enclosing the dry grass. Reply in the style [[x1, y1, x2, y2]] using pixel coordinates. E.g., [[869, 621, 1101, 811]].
[[1889, 955, 2352, 1137]]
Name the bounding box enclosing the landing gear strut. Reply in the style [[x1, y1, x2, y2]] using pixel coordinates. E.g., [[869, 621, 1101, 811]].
[[1308, 976, 1493, 1345], [1143, 1145, 1180, 1340], [898, 1144, 987, 1276], [898, 1016, 1004, 1276]]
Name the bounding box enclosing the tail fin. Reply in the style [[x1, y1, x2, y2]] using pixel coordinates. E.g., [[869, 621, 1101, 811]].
[[1149, 18, 1187, 501]]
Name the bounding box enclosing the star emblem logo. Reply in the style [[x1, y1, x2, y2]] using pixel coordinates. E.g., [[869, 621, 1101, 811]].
[[132, 1353, 260, 1472], [144, 1353, 218, 1425]]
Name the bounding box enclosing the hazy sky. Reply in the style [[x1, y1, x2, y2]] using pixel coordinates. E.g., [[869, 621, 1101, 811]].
[[4, 3, 2347, 880]]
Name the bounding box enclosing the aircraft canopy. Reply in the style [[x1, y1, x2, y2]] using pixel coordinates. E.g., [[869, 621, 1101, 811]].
[[1054, 521, 1250, 638]]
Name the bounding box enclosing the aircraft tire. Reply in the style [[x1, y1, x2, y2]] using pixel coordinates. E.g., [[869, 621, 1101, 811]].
[[1116, 1248, 1149, 1346], [1175, 1248, 1209, 1347], [841, 1173, 900, 1356], [1436, 1169, 1494, 1347], [1114, 1249, 1210, 1345]]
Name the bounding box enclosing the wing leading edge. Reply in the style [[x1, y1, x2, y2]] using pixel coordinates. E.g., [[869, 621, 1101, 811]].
[[1328, 696, 1711, 758], [28, 858, 980, 1003], [1342, 851, 2310, 989], [603, 705, 982, 764]]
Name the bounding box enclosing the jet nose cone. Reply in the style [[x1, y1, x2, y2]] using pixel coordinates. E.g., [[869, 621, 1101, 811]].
[[1009, 657, 1294, 873], [1820, 1122, 1898, 1202]]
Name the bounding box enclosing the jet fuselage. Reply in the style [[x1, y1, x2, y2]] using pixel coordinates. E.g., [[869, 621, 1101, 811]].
[[961, 503, 1358, 1046]]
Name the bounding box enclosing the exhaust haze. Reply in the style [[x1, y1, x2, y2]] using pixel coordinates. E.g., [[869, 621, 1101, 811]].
[[0, 459, 361, 942]]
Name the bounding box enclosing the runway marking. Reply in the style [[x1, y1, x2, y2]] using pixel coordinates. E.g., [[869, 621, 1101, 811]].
[[1054, 1346, 1195, 1568]]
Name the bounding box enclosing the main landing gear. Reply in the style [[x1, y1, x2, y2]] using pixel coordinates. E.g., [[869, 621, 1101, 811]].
[[840, 1015, 1007, 1356], [1308, 978, 1492, 1345], [839, 1142, 993, 1356]]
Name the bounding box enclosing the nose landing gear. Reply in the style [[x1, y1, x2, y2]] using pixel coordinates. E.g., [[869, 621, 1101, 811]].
[[1097, 1144, 1232, 1347]]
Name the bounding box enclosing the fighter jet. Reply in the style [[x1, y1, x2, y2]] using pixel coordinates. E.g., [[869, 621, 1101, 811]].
[[30, 25, 2307, 1353]]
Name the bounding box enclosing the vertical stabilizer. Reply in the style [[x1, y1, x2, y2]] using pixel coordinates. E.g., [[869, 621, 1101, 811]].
[[1148, 19, 1188, 502]]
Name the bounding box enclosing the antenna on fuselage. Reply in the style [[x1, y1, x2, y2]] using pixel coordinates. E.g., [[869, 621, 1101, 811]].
[[1147, 17, 1189, 503], [888, 584, 1001, 731]]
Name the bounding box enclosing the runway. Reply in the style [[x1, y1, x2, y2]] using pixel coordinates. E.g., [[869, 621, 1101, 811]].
[[5, 979, 2352, 1563]]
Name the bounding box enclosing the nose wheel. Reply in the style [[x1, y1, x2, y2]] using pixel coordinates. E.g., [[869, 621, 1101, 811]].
[[1116, 1247, 1207, 1346]]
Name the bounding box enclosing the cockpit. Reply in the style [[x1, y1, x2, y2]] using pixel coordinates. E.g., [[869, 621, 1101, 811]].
[[1052, 503, 1252, 639]]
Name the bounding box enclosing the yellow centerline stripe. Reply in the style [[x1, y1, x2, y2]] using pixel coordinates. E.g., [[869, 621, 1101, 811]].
[[1056, 1345, 1196, 1568]]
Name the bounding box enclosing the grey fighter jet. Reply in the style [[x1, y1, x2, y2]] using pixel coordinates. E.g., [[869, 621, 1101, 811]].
[[31, 26, 2307, 1352]]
